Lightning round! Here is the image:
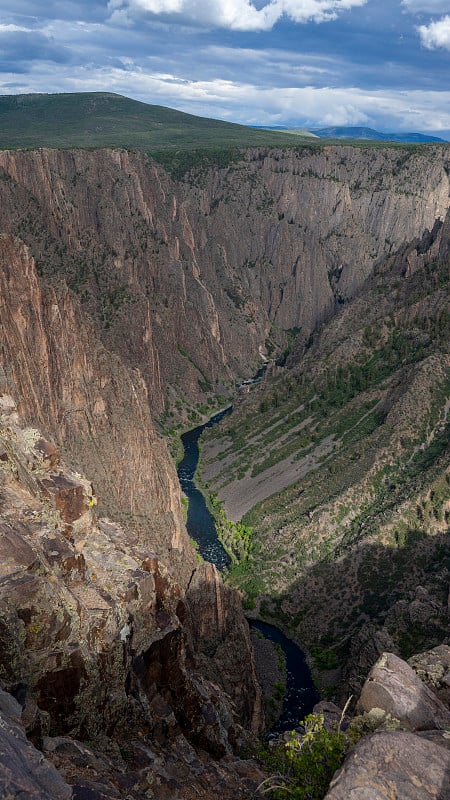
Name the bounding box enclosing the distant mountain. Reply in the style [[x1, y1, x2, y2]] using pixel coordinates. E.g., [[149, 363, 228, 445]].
[[0, 91, 303, 151], [309, 126, 447, 143]]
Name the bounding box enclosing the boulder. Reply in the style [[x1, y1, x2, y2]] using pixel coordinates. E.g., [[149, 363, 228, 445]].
[[0, 687, 72, 800], [357, 652, 450, 731], [325, 730, 450, 800]]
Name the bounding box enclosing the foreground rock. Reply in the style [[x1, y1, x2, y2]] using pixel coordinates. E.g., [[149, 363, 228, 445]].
[[324, 650, 450, 799], [409, 644, 450, 708], [0, 687, 72, 800], [357, 652, 450, 731], [325, 730, 450, 800], [0, 395, 265, 797]]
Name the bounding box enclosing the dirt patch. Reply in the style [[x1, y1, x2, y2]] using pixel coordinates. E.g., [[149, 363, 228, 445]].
[[215, 435, 336, 521]]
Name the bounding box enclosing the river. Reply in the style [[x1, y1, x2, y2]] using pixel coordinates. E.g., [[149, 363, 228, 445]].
[[177, 403, 320, 732]]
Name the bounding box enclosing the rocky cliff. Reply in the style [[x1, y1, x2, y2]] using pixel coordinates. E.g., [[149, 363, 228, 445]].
[[0, 233, 191, 562], [0, 225, 264, 796], [0, 393, 264, 797], [0, 145, 448, 428], [1, 139, 450, 796], [200, 189, 449, 695]]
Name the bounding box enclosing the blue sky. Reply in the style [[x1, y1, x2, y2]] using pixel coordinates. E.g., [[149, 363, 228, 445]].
[[2, 1, 450, 135]]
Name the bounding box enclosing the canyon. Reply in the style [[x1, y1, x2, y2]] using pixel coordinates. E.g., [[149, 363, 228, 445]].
[[0, 133, 449, 797]]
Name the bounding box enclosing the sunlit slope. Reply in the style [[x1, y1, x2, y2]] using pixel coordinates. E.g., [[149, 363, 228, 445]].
[[200, 235, 450, 683]]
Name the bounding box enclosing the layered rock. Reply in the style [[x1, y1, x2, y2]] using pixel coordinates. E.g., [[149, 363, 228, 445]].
[[0, 145, 448, 420]]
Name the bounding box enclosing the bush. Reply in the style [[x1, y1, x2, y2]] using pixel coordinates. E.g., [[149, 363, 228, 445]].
[[260, 713, 346, 800]]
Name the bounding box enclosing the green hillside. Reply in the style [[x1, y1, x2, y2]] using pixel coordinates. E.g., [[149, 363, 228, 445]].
[[0, 92, 308, 151], [200, 243, 450, 691]]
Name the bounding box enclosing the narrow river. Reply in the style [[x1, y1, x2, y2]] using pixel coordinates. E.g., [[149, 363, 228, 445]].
[[178, 404, 320, 732]]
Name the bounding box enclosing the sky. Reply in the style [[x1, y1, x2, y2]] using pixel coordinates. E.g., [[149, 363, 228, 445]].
[[2, 1, 450, 136]]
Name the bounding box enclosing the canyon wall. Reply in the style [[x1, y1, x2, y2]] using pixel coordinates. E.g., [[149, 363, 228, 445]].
[[0, 233, 191, 573], [0, 146, 447, 423], [0, 233, 263, 778], [0, 141, 449, 740]]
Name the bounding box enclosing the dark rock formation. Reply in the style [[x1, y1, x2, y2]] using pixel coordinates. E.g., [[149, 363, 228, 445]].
[[0, 687, 72, 800], [0, 233, 192, 577], [0, 145, 448, 422], [0, 395, 264, 796], [186, 562, 264, 735]]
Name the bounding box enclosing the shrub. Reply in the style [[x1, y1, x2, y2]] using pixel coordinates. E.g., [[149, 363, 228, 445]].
[[259, 713, 347, 800]]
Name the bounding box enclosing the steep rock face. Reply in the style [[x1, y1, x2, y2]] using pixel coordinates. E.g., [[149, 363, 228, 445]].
[[0, 146, 448, 419], [200, 199, 449, 693], [186, 562, 264, 735], [0, 230, 264, 755], [0, 233, 191, 572], [0, 396, 262, 768]]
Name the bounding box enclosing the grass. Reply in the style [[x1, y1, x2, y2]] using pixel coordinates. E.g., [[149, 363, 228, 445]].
[[0, 92, 313, 152]]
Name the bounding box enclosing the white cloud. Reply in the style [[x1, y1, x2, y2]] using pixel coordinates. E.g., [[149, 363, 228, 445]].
[[107, 0, 368, 31], [0, 23, 32, 32], [402, 1, 450, 12], [418, 14, 450, 47], [3, 61, 450, 134]]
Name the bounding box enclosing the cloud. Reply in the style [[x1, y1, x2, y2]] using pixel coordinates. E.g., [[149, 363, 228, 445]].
[[0, 24, 32, 32], [0, 29, 70, 69], [108, 0, 368, 31], [3, 60, 450, 134], [401, 1, 450, 12], [418, 14, 450, 47]]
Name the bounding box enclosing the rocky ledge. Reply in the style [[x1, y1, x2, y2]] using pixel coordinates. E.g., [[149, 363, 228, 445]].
[[0, 393, 264, 799]]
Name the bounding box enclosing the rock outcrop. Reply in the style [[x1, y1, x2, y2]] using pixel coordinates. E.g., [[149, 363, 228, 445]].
[[325, 730, 450, 800], [0, 395, 264, 796], [0, 687, 72, 800], [357, 652, 450, 732], [325, 649, 450, 799], [409, 645, 450, 709]]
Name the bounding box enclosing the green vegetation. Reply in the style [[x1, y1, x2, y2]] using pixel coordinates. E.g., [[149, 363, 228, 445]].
[[260, 713, 347, 800], [0, 92, 311, 152], [198, 249, 449, 681], [311, 647, 338, 672], [208, 493, 253, 563]]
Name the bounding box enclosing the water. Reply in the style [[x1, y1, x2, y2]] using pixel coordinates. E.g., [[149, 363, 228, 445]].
[[177, 401, 320, 731], [250, 619, 320, 734], [178, 406, 232, 569]]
